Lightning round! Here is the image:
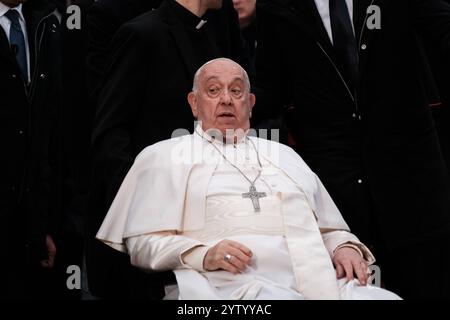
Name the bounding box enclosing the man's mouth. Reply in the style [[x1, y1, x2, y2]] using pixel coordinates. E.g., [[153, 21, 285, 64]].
[[217, 112, 235, 118]]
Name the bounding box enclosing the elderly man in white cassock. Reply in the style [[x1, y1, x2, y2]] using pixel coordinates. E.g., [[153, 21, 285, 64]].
[[96, 58, 401, 300]]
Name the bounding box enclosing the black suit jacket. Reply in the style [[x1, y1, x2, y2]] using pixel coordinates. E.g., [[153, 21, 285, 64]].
[[0, 0, 62, 264], [88, 0, 243, 298], [254, 0, 450, 250]]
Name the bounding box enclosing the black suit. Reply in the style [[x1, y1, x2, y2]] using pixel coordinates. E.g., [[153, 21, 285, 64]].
[[0, 0, 62, 298], [254, 0, 450, 298], [88, 0, 243, 298]]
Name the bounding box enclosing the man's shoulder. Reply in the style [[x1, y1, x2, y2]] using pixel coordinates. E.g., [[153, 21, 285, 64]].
[[249, 135, 312, 172], [117, 8, 168, 40], [89, 0, 161, 30], [135, 134, 193, 162], [249, 135, 294, 153], [24, 0, 60, 25]]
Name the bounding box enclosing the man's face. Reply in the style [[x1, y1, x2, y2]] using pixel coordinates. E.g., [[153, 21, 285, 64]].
[[232, 0, 256, 28], [0, 0, 27, 8], [188, 60, 255, 137]]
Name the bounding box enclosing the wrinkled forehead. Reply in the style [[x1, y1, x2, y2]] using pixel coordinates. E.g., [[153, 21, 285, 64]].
[[200, 61, 246, 84]]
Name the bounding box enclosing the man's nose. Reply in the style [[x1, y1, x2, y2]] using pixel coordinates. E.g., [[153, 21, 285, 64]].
[[220, 90, 232, 105]]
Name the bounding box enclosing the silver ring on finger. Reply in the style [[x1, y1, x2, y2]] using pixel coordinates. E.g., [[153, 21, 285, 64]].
[[224, 254, 232, 262]]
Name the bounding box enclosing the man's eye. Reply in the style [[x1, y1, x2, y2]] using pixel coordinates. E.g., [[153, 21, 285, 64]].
[[208, 88, 219, 94], [231, 88, 242, 95]]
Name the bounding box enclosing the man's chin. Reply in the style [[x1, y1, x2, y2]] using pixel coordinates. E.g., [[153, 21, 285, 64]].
[[215, 122, 237, 132], [210, 0, 223, 10]]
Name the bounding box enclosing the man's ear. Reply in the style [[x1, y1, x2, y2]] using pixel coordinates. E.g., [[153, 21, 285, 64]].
[[188, 92, 198, 118], [248, 93, 256, 117]]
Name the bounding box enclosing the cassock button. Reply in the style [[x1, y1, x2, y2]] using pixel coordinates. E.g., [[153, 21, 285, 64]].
[[352, 113, 357, 118], [40, 73, 46, 79], [12, 74, 17, 79], [357, 179, 363, 184], [361, 44, 367, 50], [19, 130, 24, 135]]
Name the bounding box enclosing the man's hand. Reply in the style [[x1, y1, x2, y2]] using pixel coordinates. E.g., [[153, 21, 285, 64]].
[[40, 234, 57, 268], [204, 239, 253, 274], [332, 246, 369, 285]]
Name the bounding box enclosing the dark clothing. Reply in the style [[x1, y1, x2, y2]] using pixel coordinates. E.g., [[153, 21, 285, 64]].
[[429, 62, 450, 173], [47, 0, 96, 300], [88, 0, 243, 298], [0, 0, 63, 298], [86, 0, 163, 299], [170, 0, 221, 71], [254, 0, 450, 299], [422, 0, 450, 172], [242, 22, 257, 75], [86, 0, 162, 101]]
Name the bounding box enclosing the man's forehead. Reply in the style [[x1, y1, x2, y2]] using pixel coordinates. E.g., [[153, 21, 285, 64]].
[[201, 63, 245, 82], [204, 75, 245, 83]]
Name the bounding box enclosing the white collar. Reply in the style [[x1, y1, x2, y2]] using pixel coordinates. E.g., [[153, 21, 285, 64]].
[[195, 124, 248, 146], [195, 19, 207, 29], [0, 3, 24, 22]]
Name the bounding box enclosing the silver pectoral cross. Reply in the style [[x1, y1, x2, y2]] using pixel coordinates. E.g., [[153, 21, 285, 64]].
[[242, 185, 267, 212]]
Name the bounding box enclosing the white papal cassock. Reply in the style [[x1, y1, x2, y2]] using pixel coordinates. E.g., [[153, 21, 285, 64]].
[[96, 126, 401, 300]]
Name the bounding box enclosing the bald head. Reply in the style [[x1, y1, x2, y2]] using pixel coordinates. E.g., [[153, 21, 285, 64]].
[[192, 58, 251, 94]]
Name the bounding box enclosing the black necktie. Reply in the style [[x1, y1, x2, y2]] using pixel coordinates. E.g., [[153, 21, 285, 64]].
[[329, 0, 358, 91], [5, 9, 28, 82]]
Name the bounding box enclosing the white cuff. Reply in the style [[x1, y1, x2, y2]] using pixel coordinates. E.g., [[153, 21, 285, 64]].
[[181, 245, 210, 271], [334, 242, 376, 264]]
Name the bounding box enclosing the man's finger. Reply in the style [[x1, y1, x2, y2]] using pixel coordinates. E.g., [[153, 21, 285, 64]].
[[342, 261, 354, 281], [353, 259, 367, 285], [228, 246, 252, 266], [225, 253, 247, 272], [227, 240, 253, 257], [336, 264, 344, 279], [221, 259, 239, 274]]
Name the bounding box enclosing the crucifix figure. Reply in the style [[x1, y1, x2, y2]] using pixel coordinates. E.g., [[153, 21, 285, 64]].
[[242, 185, 267, 212]]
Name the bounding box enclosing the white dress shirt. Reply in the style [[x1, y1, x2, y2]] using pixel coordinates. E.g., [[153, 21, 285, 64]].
[[313, 0, 354, 43], [0, 3, 31, 83]]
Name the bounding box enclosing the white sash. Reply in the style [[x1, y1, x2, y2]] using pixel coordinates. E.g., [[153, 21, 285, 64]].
[[281, 192, 341, 299]]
